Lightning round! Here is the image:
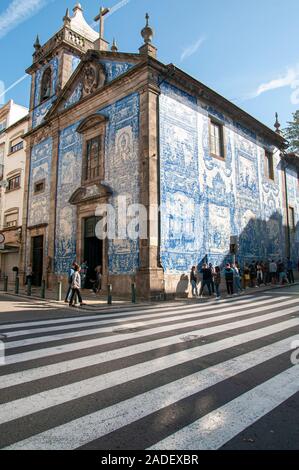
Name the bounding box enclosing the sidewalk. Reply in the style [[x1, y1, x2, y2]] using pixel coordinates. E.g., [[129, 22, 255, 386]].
[[0, 283, 139, 311], [1, 281, 298, 312], [181, 281, 299, 303]]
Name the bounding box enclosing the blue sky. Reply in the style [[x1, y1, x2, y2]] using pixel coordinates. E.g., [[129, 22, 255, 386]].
[[0, 0, 298, 129]]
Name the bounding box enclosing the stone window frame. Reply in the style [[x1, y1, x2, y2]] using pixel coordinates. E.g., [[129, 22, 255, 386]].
[[9, 132, 24, 155], [34, 178, 46, 195], [209, 116, 226, 161], [6, 172, 21, 192], [76, 114, 108, 187], [4, 207, 19, 228], [264, 149, 275, 181]]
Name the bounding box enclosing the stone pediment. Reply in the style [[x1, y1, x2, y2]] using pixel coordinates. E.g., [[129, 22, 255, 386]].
[[69, 182, 113, 205], [47, 50, 140, 119]]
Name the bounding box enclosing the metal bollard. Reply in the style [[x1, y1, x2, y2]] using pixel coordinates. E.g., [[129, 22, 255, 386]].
[[15, 276, 19, 295], [107, 284, 112, 305], [131, 282, 136, 304], [27, 278, 32, 297], [41, 280, 46, 299], [57, 281, 62, 302], [4, 276, 8, 292]]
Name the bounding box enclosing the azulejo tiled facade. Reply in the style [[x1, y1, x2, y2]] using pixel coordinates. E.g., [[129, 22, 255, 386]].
[[20, 4, 298, 298]]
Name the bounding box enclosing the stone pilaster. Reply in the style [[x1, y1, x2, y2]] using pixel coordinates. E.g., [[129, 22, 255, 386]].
[[136, 79, 164, 299], [19, 137, 33, 283], [47, 121, 60, 287]]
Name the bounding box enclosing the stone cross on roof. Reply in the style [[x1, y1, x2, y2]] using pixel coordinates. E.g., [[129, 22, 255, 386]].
[[94, 6, 110, 39]]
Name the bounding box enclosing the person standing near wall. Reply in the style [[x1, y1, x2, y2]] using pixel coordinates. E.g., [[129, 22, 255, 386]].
[[233, 263, 242, 294], [25, 264, 33, 285], [287, 257, 295, 284], [243, 264, 250, 289], [209, 263, 215, 294], [199, 263, 213, 298], [214, 266, 221, 300], [249, 261, 257, 288], [224, 263, 234, 296], [190, 266, 198, 297], [269, 260, 277, 285]]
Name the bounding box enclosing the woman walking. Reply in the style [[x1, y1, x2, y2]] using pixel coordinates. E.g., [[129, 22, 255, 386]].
[[69, 264, 85, 307]]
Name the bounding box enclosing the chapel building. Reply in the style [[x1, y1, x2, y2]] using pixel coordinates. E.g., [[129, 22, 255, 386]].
[[20, 3, 299, 298]]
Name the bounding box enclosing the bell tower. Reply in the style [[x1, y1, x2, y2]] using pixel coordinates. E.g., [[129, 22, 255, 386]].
[[26, 3, 98, 129]]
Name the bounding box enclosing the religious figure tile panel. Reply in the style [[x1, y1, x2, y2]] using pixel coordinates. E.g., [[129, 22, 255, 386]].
[[99, 93, 140, 275], [54, 93, 140, 276], [28, 138, 53, 229], [55, 124, 83, 274]]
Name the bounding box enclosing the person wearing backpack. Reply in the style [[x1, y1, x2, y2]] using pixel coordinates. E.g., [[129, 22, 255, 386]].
[[64, 262, 76, 303], [69, 264, 85, 307], [224, 263, 234, 296]]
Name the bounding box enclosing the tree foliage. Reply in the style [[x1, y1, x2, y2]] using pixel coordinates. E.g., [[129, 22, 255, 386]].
[[284, 110, 299, 153]]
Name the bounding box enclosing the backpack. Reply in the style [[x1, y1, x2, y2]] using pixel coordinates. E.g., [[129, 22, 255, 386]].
[[68, 269, 74, 284]]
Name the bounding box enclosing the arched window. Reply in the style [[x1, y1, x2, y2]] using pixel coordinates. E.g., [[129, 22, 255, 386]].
[[40, 67, 52, 103]]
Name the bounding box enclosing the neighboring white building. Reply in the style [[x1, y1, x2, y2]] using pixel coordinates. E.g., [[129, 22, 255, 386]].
[[0, 100, 28, 281]]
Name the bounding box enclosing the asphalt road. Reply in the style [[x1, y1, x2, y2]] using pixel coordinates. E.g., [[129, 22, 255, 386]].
[[0, 285, 298, 450]]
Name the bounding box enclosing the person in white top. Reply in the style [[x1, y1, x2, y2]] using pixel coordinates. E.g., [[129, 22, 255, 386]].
[[269, 260, 277, 284], [69, 264, 85, 307]]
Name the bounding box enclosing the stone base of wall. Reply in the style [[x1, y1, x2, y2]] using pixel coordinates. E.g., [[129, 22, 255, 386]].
[[136, 268, 165, 300], [164, 273, 190, 298]]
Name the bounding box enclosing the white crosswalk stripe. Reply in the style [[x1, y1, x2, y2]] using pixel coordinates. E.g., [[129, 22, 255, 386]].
[[5, 296, 297, 349], [0, 292, 299, 450]]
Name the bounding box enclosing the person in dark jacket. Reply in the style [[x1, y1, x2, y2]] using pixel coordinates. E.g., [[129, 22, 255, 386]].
[[224, 263, 234, 296], [287, 258, 295, 284], [249, 262, 257, 288], [199, 263, 213, 298], [190, 266, 198, 297], [64, 261, 76, 303], [214, 266, 221, 300]]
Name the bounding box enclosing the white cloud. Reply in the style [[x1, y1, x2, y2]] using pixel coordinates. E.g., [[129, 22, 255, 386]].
[[180, 37, 205, 62], [247, 64, 299, 104], [0, 0, 50, 40]]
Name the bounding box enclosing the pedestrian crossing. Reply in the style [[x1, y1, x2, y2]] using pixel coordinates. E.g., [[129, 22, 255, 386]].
[[0, 292, 298, 450]]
